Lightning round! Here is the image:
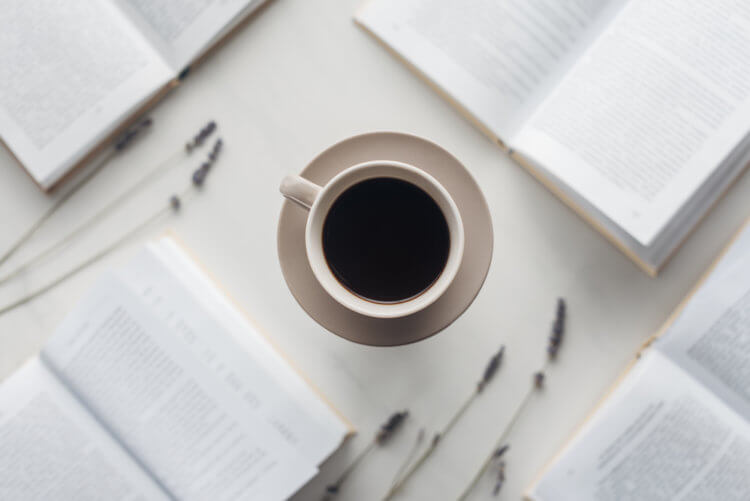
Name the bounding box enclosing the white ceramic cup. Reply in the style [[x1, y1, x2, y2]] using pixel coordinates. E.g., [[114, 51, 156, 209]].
[[280, 160, 464, 319]]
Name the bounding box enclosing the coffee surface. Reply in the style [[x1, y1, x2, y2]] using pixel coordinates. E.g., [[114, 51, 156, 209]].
[[323, 177, 450, 303]]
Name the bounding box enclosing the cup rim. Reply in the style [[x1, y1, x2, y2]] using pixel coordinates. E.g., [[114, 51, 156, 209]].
[[304, 160, 464, 319]]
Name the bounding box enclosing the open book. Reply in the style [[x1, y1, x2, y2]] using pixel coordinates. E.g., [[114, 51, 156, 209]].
[[0, 237, 351, 500], [0, 0, 267, 191], [527, 218, 750, 500], [355, 0, 750, 275]]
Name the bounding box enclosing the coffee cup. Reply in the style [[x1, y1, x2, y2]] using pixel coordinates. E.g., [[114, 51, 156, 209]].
[[280, 160, 464, 319]]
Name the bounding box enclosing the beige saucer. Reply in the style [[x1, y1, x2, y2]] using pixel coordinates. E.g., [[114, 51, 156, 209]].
[[277, 132, 493, 346]]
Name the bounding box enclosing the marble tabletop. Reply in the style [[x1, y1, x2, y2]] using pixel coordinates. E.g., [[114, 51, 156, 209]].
[[0, 1, 748, 499]]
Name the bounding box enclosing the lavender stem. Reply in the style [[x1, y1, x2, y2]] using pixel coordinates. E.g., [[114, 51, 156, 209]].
[[457, 361, 549, 501], [0, 187, 194, 319], [0, 149, 184, 285], [0, 118, 153, 269], [384, 391, 478, 499]]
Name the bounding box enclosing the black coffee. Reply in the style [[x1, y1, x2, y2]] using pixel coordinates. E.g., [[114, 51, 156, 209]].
[[322, 177, 450, 303]]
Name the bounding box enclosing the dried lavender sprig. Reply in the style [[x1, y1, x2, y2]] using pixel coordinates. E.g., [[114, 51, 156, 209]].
[[0, 188, 194, 319], [547, 298, 567, 359], [0, 132, 219, 286], [478, 345, 505, 392], [459, 369, 557, 497], [324, 410, 410, 500], [192, 162, 210, 187], [0, 117, 153, 270], [377, 410, 409, 445], [459, 299, 567, 499], [492, 444, 510, 459], [169, 195, 181, 211], [492, 460, 506, 496], [0, 156, 219, 318], [384, 345, 506, 499], [185, 120, 217, 152], [0, 122, 216, 285], [192, 138, 223, 187], [456, 383, 539, 501], [114, 117, 153, 151], [534, 371, 546, 389], [459, 368, 547, 500], [207, 138, 223, 163], [0, 150, 184, 285]]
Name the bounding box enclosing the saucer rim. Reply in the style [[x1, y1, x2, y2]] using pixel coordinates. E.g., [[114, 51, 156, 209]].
[[277, 130, 493, 346]]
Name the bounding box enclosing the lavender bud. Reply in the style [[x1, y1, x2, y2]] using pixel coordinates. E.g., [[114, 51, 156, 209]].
[[326, 484, 339, 494], [478, 345, 505, 392], [431, 433, 441, 448], [492, 461, 506, 496], [198, 121, 216, 143], [186, 121, 217, 152], [492, 444, 510, 459], [192, 166, 208, 187], [547, 298, 567, 359], [114, 117, 152, 151], [169, 195, 181, 211], [492, 478, 505, 496], [376, 410, 409, 445], [207, 138, 223, 163], [534, 371, 545, 389], [552, 319, 563, 336]]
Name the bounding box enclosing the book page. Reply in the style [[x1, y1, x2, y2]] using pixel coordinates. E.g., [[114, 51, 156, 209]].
[[113, 0, 265, 72], [0, 358, 169, 500], [512, 0, 750, 245], [42, 276, 316, 501], [357, 0, 624, 142], [356, 0, 625, 141], [656, 221, 750, 420], [0, 0, 173, 189], [117, 239, 349, 466], [512, 136, 750, 273], [529, 352, 750, 501]]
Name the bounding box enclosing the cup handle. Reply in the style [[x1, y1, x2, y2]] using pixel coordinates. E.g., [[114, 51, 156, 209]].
[[280, 175, 322, 210]]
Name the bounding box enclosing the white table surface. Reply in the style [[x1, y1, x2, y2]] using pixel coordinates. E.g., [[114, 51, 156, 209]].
[[1, 1, 749, 500]]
